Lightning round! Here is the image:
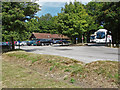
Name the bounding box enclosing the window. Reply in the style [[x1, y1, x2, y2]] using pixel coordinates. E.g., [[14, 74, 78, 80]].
[[90, 36, 95, 40], [96, 32, 105, 39]]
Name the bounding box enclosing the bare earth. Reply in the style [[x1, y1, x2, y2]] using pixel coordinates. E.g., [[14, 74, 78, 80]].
[[2, 51, 118, 88]]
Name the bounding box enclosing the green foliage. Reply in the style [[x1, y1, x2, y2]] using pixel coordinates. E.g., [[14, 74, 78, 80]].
[[57, 2, 89, 43], [38, 14, 58, 34], [70, 78, 75, 83], [2, 2, 40, 42], [32, 59, 38, 63], [96, 2, 120, 44], [2, 1, 119, 44], [64, 69, 71, 72], [50, 66, 54, 71], [26, 13, 58, 35]]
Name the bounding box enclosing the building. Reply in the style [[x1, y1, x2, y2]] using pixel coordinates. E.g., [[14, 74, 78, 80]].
[[29, 33, 69, 40]]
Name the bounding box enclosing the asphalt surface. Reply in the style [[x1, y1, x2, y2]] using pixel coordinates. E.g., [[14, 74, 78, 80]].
[[15, 44, 119, 63]]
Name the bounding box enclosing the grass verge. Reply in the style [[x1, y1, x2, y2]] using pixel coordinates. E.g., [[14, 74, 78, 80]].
[[2, 51, 119, 88]]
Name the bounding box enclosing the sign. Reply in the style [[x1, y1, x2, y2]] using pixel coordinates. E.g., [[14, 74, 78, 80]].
[[76, 38, 78, 40], [107, 35, 110, 38], [18, 40, 21, 43], [82, 35, 84, 40]]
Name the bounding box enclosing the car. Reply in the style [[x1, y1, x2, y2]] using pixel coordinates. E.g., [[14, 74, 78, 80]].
[[27, 40, 37, 46], [36, 39, 53, 46], [15, 41, 20, 46], [14, 41, 17, 45], [62, 40, 70, 44], [2, 42, 8, 45], [6, 42, 12, 46], [20, 41, 28, 46], [53, 40, 62, 44], [53, 40, 70, 45], [1, 42, 12, 50]]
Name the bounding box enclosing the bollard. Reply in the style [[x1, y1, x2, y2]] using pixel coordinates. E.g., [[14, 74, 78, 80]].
[[114, 44, 116, 47], [110, 44, 112, 47]]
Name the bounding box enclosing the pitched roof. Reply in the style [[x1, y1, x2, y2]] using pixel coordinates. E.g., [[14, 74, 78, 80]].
[[31, 33, 69, 39]]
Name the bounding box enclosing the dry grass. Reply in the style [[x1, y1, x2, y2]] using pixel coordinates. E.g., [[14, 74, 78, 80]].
[[2, 51, 119, 88], [2, 61, 80, 88]]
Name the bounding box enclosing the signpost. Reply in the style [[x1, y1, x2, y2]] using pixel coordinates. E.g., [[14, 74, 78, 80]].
[[76, 38, 78, 44], [82, 35, 84, 43]]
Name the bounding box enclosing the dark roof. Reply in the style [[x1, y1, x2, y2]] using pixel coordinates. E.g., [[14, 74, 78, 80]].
[[31, 33, 69, 39]]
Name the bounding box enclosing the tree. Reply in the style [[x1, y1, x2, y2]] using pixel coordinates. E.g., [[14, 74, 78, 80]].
[[26, 18, 40, 33], [38, 13, 58, 34], [84, 2, 103, 42], [25, 13, 58, 40], [85, 2, 120, 44], [97, 2, 120, 44], [57, 2, 89, 43], [2, 2, 40, 49]]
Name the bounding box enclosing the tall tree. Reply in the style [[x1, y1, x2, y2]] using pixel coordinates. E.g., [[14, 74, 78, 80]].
[[38, 13, 58, 34], [26, 13, 58, 39], [57, 2, 89, 43], [97, 2, 120, 44], [85, 2, 103, 42], [2, 2, 40, 49]]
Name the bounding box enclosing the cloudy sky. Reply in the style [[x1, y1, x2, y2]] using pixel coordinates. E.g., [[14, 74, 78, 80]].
[[35, 0, 92, 17]]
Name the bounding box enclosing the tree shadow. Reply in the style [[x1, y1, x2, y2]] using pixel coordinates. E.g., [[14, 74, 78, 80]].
[[56, 49, 72, 51], [2, 49, 24, 53], [24, 48, 43, 52], [87, 43, 106, 47]]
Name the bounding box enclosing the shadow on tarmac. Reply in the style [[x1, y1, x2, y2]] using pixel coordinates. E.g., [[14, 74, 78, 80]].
[[24, 48, 43, 52], [87, 43, 107, 46]]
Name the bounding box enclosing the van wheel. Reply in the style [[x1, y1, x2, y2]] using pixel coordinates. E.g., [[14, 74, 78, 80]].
[[50, 43, 53, 45], [41, 43, 44, 46]]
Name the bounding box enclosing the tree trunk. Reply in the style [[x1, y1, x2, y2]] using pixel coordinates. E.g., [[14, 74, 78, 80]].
[[78, 35, 81, 43], [71, 37, 75, 44], [11, 37, 14, 50], [87, 31, 90, 43]]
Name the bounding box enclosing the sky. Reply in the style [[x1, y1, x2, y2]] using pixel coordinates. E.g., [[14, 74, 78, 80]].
[[35, 0, 92, 17]]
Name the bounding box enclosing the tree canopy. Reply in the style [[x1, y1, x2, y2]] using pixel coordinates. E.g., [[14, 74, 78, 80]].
[[57, 2, 89, 43], [2, 1, 120, 45], [2, 2, 40, 42], [96, 2, 120, 44]]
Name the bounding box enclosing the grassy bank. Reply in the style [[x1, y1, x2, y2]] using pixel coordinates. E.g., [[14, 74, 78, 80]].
[[2, 51, 119, 88]]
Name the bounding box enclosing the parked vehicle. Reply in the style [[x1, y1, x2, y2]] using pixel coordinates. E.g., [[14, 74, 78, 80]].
[[2, 42, 8, 45], [1, 42, 12, 51], [36, 39, 53, 46], [13, 41, 17, 45], [27, 40, 37, 46], [90, 34, 96, 43], [7, 42, 12, 45], [53, 40, 62, 44], [53, 40, 70, 44], [62, 40, 70, 44], [96, 29, 112, 43], [20, 41, 28, 46], [6, 42, 9, 45], [90, 29, 112, 43]]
